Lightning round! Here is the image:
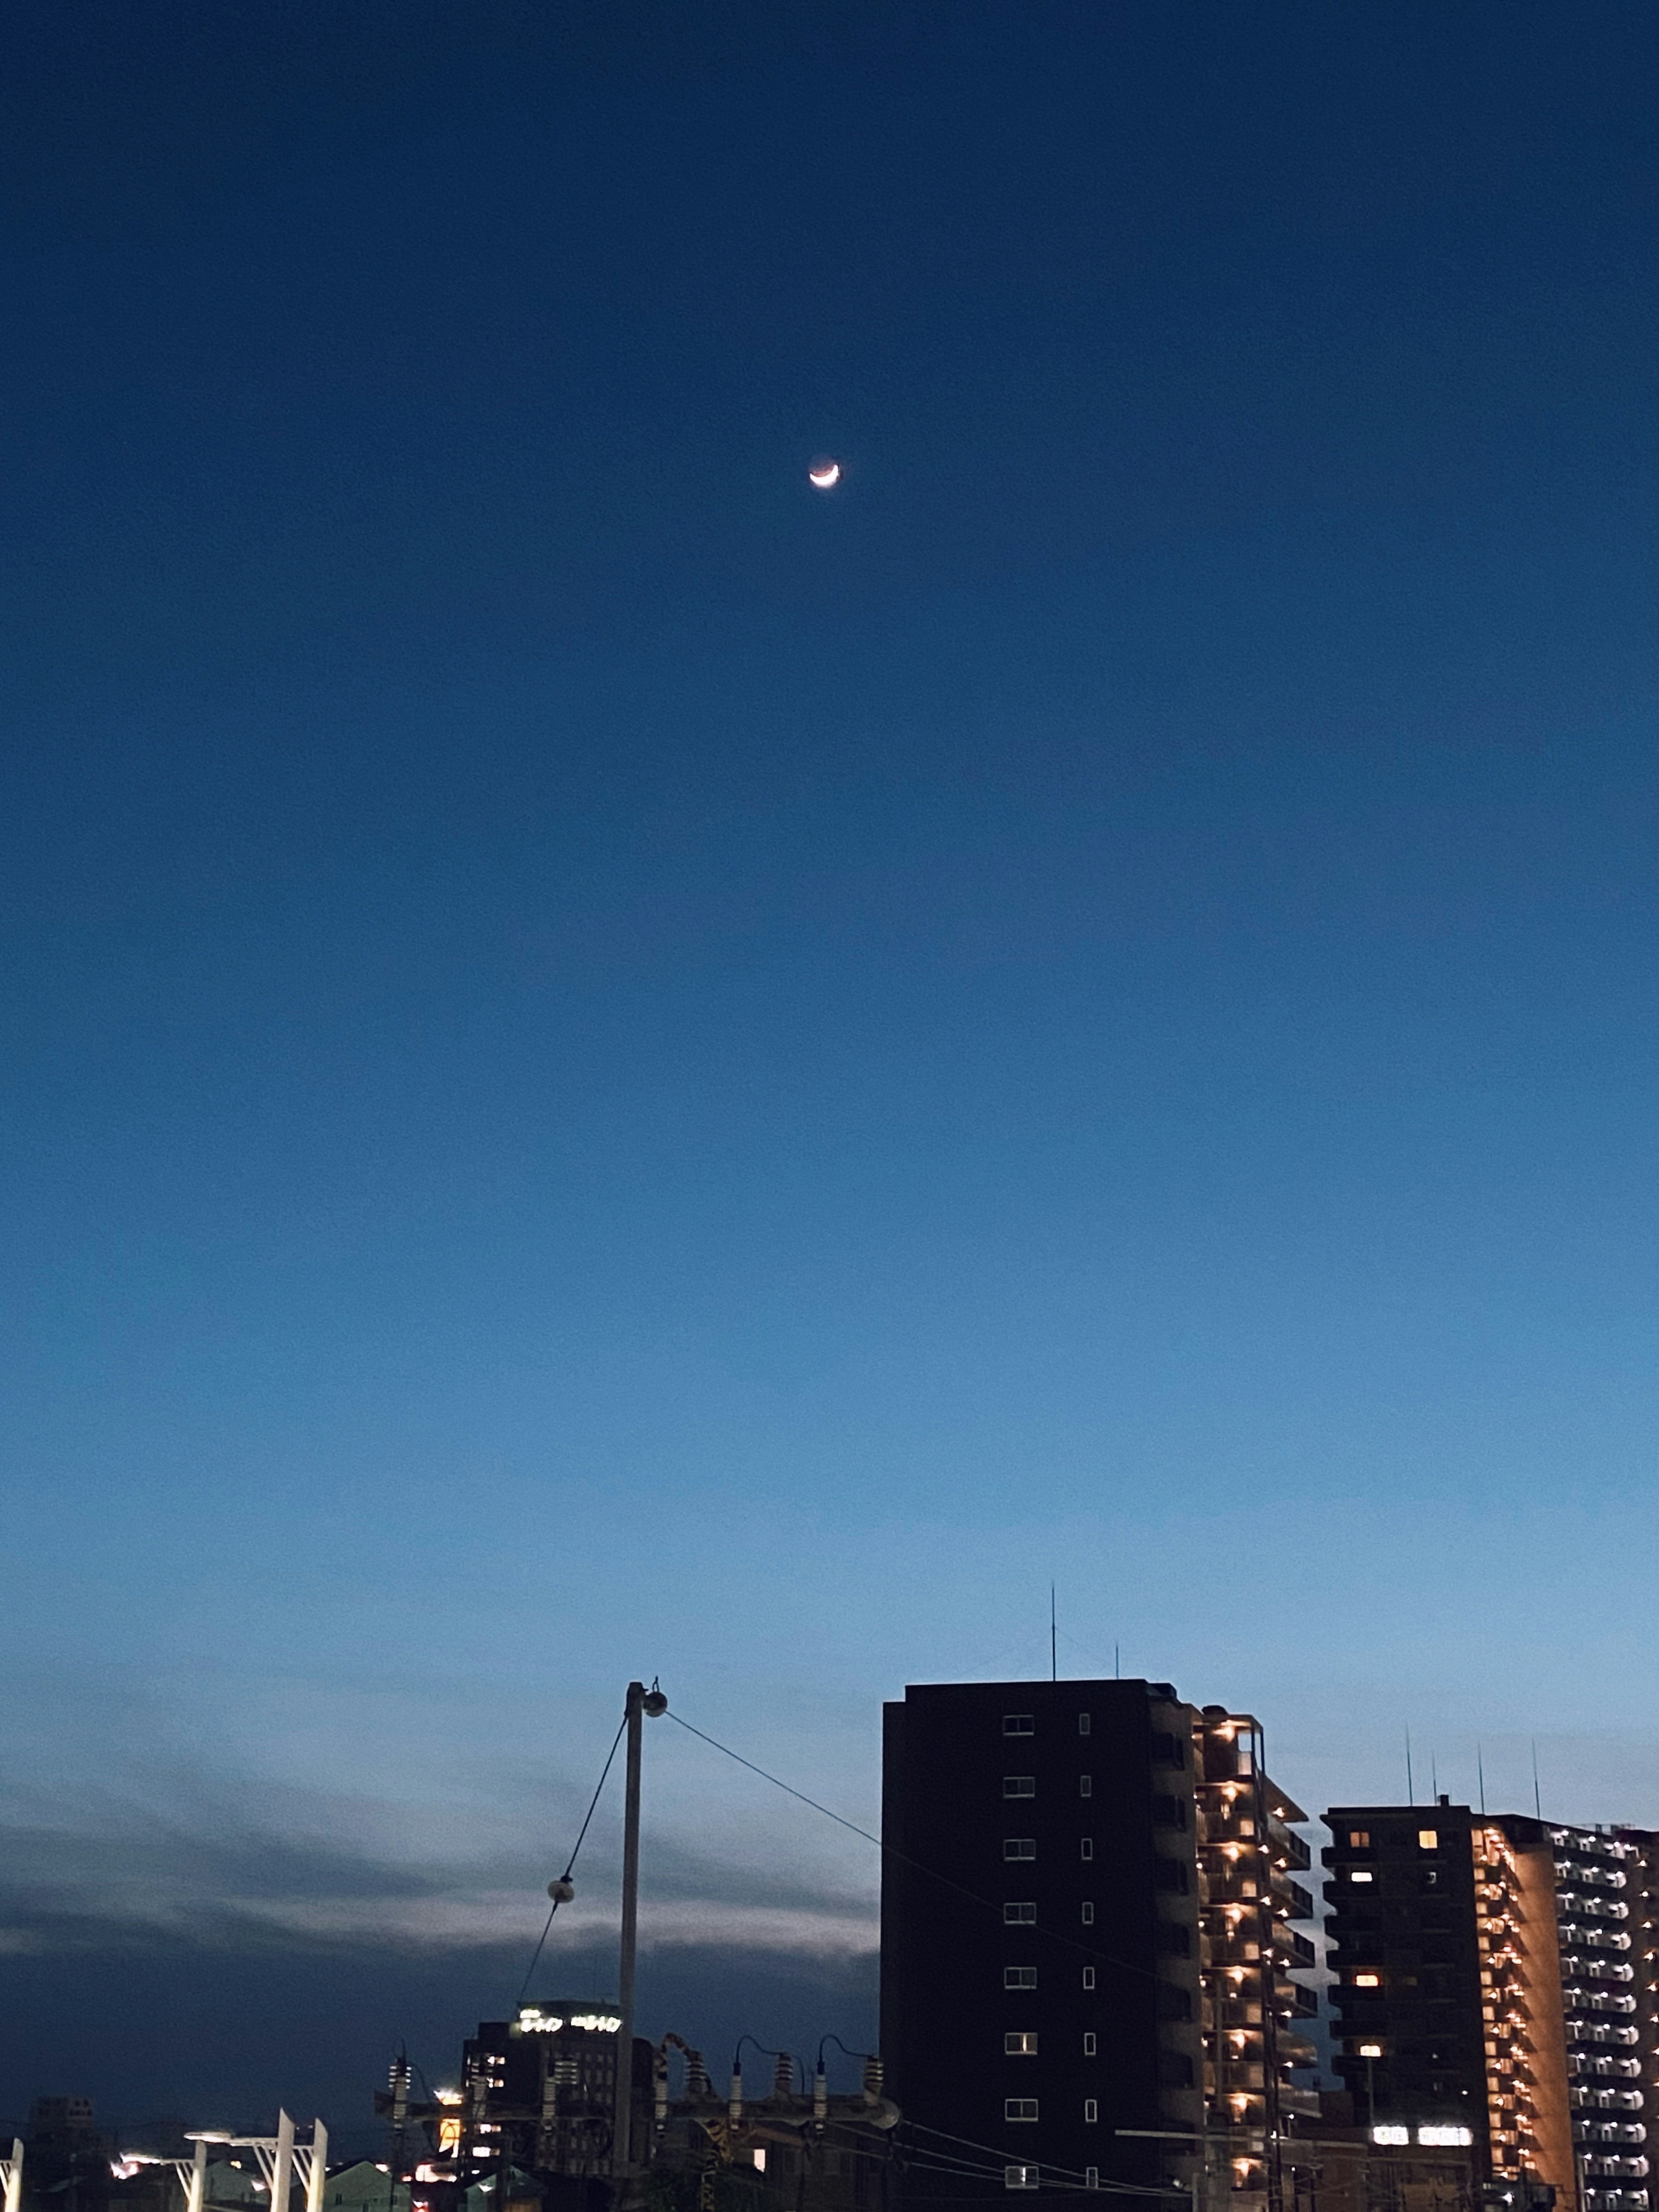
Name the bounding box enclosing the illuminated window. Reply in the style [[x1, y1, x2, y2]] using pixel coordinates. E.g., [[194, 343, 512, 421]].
[[1357, 2043, 1384, 2059], [1081, 1903, 1094, 1925], [1353, 1973, 1382, 1988], [1084, 2101, 1098, 2125], [1005, 1902, 1036, 1924], [1083, 2034, 1097, 2056], [1004, 1777, 1037, 1799], [1351, 1870, 1375, 1884], [1005, 1839, 1037, 1861], [1004, 1716, 1034, 1737], [1005, 2033, 1038, 2056], [1349, 1831, 1371, 1848], [1004, 2168, 1039, 2190], [1005, 1967, 1037, 1990], [1371, 2127, 1409, 2147], [1005, 2100, 1039, 2123], [1082, 1967, 1096, 1990], [1417, 2127, 1472, 2148], [1418, 1831, 1440, 1851]]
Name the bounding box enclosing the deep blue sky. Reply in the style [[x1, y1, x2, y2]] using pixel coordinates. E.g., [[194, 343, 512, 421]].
[[1, 0, 1654, 2139]]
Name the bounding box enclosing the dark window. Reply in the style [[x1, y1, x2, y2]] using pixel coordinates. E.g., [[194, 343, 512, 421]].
[[1078, 1714, 1091, 1736], [1156, 1923, 1192, 1956], [1004, 1902, 1036, 1925], [1080, 1837, 1093, 1862], [1151, 1732, 1187, 1768], [1004, 1715, 1034, 1737], [1157, 1986, 1193, 2021], [1154, 1858, 1189, 1893], [1153, 1794, 1188, 1830], [1157, 2054, 1195, 2088], [1004, 1777, 1036, 1799]]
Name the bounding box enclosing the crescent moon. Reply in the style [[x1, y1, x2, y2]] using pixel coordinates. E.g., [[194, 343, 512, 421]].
[[808, 460, 842, 489]]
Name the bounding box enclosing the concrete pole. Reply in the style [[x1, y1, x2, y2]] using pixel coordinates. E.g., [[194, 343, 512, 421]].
[[614, 1681, 646, 2180], [186, 2140, 207, 2212], [3, 2139, 23, 2212], [305, 2123, 327, 2212], [271, 2113, 296, 2212]]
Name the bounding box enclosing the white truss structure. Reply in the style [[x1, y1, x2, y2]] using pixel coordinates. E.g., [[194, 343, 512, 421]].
[[186, 2114, 329, 2212]]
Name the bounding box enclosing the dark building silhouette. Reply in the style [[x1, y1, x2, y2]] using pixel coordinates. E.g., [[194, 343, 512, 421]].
[[880, 1679, 1316, 2210]]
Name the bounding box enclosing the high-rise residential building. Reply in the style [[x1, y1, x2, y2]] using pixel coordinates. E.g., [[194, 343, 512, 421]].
[[1323, 1807, 1659, 2212], [880, 1679, 1318, 2209]]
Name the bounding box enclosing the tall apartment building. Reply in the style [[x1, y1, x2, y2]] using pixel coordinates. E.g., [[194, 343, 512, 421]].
[[880, 1679, 1318, 2209], [1323, 1808, 1659, 2212]]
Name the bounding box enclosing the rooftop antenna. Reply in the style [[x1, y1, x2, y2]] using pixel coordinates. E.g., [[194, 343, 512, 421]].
[[1405, 1727, 1414, 1805], [1114, 1643, 1120, 1680], [1430, 1751, 1438, 1799], [1531, 1739, 1542, 1820], [1477, 1743, 1486, 1816], [1049, 1586, 1057, 1682]]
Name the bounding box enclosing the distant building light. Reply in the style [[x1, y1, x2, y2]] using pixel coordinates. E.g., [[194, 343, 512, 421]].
[[1371, 2128, 1410, 2147], [1418, 1831, 1439, 1851], [1417, 2127, 1472, 2148], [567, 2013, 623, 2034], [751, 2151, 766, 2173], [433, 2090, 464, 2107], [1357, 2044, 1384, 2059], [1351, 1871, 1375, 1884], [1354, 1974, 1382, 1988]]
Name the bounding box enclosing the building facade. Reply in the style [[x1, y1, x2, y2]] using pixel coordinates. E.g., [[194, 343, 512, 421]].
[[880, 1679, 1317, 2209], [1322, 1808, 1658, 2212]]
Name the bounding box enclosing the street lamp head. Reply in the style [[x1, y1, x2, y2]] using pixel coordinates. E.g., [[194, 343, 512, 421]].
[[642, 1691, 668, 1718], [547, 1877, 576, 1902]]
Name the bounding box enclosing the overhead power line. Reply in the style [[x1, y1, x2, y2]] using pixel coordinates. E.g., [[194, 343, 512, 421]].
[[518, 1712, 629, 2005], [667, 1707, 1162, 1987]]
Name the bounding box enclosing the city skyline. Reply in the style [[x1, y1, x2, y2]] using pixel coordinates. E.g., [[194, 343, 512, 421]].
[[2, 0, 1654, 2146]]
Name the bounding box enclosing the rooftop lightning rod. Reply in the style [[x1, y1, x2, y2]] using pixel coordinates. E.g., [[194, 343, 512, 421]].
[[1050, 1586, 1056, 1682]]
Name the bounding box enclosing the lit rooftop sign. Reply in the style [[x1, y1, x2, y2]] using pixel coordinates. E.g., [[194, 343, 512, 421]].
[[514, 2007, 623, 2036]]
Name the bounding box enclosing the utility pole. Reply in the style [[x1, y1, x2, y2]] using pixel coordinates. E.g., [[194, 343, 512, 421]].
[[614, 1679, 667, 2187]]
